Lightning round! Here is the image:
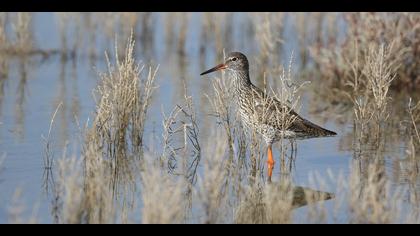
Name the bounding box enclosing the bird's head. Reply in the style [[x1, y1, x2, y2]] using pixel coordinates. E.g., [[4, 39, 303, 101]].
[[200, 52, 249, 76]]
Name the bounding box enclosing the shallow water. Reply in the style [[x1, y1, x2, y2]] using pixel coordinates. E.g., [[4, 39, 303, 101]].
[[0, 12, 414, 223]]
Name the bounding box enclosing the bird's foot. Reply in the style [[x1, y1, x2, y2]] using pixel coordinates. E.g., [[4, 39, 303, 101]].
[[267, 160, 275, 182]]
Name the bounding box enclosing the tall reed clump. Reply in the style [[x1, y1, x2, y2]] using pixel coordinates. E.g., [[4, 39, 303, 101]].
[[51, 34, 159, 223], [345, 43, 398, 159], [310, 12, 419, 91], [336, 44, 396, 218], [91, 33, 158, 188], [357, 44, 396, 125], [324, 40, 410, 223]]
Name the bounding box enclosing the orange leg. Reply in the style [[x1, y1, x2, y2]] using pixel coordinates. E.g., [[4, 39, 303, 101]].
[[267, 144, 275, 182]]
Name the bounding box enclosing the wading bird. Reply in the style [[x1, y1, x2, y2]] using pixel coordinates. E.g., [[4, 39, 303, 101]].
[[200, 52, 336, 182]]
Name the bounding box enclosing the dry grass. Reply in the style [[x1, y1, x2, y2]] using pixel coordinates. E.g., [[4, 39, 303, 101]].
[[161, 85, 201, 185], [346, 43, 398, 145], [90, 32, 158, 193], [46, 33, 159, 224], [310, 12, 420, 91], [320, 38, 420, 224]]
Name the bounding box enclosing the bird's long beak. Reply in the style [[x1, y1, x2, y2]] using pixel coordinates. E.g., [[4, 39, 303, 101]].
[[200, 63, 227, 76]]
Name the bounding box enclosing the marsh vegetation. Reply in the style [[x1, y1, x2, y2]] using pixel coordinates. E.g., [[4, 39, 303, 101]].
[[0, 12, 419, 224]]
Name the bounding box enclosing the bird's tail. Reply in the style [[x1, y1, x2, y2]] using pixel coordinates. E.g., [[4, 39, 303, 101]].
[[300, 118, 337, 137]]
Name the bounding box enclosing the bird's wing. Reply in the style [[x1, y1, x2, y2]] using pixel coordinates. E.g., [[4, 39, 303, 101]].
[[249, 85, 336, 137], [249, 86, 300, 130]]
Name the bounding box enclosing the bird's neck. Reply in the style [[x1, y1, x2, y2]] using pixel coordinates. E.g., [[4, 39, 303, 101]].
[[230, 70, 252, 91]]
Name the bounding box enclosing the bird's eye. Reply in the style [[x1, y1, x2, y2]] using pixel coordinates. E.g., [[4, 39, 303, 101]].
[[231, 57, 237, 62]]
